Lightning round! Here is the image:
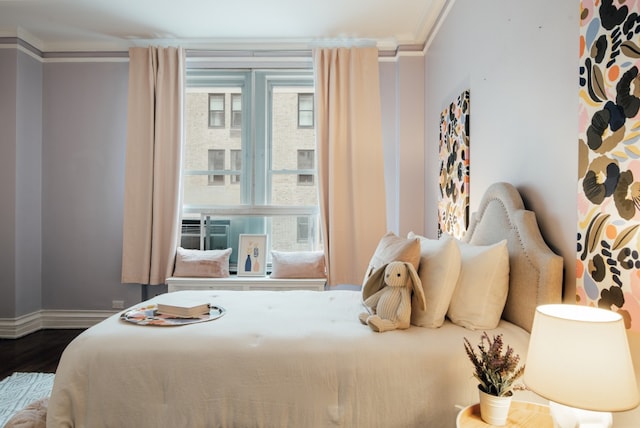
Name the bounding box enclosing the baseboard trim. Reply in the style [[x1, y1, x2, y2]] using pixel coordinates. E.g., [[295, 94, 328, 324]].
[[0, 309, 117, 339]]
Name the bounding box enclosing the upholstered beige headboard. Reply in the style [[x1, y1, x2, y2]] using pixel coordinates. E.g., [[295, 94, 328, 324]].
[[463, 182, 563, 332]]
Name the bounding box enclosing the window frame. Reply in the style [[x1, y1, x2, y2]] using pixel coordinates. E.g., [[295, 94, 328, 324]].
[[183, 69, 321, 263]]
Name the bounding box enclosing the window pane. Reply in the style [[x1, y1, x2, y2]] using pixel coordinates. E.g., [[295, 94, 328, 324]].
[[297, 149, 314, 185], [184, 86, 242, 206], [298, 149, 314, 169], [299, 94, 313, 110], [231, 93, 242, 129], [208, 149, 225, 186], [298, 111, 313, 127], [231, 94, 242, 110], [183, 70, 322, 259], [183, 175, 241, 205], [271, 87, 317, 205], [208, 94, 225, 128], [297, 216, 310, 243], [209, 111, 224, 128], [230, 149, 242, 184], [270, 173, 318, 204], [210, 95, 224, 109], [298, 93, 314, 128], [271, 215, 318, 251]]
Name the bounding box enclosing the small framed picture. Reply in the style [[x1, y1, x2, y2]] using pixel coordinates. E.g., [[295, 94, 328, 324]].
[[237, 234, 267, 276]]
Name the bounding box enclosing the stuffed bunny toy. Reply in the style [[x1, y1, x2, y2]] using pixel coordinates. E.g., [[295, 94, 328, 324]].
[[359, 261, 426, 332]]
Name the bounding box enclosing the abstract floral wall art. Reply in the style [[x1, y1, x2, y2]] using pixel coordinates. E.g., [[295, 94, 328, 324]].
[[578, 0, 640, 330], [438, 90, 470, 239]]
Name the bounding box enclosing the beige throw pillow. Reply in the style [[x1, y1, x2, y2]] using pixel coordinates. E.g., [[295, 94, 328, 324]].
[[362, 232, 420, 287], [270, 251, 326, 279], [173, 247, 232, 278], [408, 232, 462, 328], [447, 239, 510, 330]]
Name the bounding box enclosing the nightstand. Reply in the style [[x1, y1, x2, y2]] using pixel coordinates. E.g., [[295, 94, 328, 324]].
[[456, 401, 553, 427]]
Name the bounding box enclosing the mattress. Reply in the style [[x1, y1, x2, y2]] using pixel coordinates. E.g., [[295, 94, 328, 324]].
[[47, 289, 536, 428]]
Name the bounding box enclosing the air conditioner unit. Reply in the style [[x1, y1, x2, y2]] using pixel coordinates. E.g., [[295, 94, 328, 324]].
[[180, 219, 201, 249]]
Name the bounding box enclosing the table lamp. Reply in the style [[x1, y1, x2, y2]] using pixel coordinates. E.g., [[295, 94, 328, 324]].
[[524, 304, 639, 428]]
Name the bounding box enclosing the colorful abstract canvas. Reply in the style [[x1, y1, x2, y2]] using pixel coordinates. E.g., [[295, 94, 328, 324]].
[[578, 1, 640, 331], [438, 90, 470, 239]]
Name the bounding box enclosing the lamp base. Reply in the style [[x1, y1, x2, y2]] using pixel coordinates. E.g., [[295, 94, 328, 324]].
[[549, 401, 613, 428]]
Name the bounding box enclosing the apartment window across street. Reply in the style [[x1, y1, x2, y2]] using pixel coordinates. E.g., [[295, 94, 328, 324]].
[[297, 149, 314, 185], [297, 216, 310, 243], [230, 149, 241, 184], [231, 93, 242, 129], [208, 93, 225, 128], [298, 93, 314, 128], [183, 69, 321, 270], [208, 149, 225, 185]]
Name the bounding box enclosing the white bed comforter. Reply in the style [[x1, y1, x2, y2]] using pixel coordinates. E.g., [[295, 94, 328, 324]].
[[47, 290, 536, 428]]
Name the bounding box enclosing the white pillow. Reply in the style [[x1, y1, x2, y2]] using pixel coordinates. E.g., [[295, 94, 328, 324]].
[[172, 247, 232, 278], [408, 232, 461, 328], [447, 240, 509, 330]]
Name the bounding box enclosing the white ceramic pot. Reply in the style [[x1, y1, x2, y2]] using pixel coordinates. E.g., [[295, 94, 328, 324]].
[[478, 387, 512, 426]]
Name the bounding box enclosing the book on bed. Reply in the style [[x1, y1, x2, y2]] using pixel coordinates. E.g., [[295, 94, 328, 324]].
[[156, 302, 210, 318]]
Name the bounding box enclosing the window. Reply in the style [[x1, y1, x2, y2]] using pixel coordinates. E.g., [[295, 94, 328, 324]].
[[298, 93, 314, 128], [297, 216, 310, 243], [230, 149, 242, 184], [208, 149, 225, 185], [183, 70, 321, 269], [208, 93, 225, 128], [231, 93, 242, 129], [297, 149, 314, 185]]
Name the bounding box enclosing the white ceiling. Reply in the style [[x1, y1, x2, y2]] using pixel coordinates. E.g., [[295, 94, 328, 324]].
[[0, 0, 450, 52]]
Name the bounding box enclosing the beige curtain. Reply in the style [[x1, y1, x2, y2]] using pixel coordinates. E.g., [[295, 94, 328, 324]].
[[121, 46, 184, 285], [313, 47, 387, 286]]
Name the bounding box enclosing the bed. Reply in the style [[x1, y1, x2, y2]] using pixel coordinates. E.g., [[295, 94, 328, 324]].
[[46, 182, 563, 427]]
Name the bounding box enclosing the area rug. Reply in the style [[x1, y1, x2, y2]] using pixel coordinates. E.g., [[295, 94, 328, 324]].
[[0, 372, 54, 426]]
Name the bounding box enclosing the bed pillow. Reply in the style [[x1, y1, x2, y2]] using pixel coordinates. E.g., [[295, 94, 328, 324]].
[[270, 251, 326, 278], [173, 247, 232, 278], [408, 232, 461, 328], [362, 232, 420, 286], [446, 239, 509, 330]]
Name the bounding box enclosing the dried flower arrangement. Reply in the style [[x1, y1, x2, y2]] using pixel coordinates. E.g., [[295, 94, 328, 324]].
[[463, 332, 525, 397]]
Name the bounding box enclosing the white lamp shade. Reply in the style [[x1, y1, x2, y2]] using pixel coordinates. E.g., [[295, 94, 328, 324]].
[[524, 304, 639, 412]]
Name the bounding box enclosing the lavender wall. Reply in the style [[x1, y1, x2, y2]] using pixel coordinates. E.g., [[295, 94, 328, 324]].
[[424, 0, 579, 298], [0, 49, 18, 317], [15, 50, 43, 315], [41, 60, 141, 310], [379, 56, 425, 237]]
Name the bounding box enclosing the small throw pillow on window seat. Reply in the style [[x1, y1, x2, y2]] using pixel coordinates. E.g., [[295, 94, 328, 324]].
[[173, 247, 232, 278], [270, 251, 326, 279]]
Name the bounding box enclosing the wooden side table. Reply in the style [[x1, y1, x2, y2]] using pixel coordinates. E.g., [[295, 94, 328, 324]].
[[456, 401, 553, 427]]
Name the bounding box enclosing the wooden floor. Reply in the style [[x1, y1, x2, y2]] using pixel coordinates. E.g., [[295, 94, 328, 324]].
[[0, 329, 84, 380]]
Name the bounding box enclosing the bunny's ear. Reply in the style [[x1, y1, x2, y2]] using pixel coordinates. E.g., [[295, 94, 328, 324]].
[[362, 263, 388, 302], [406, 262, 426, 311]]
